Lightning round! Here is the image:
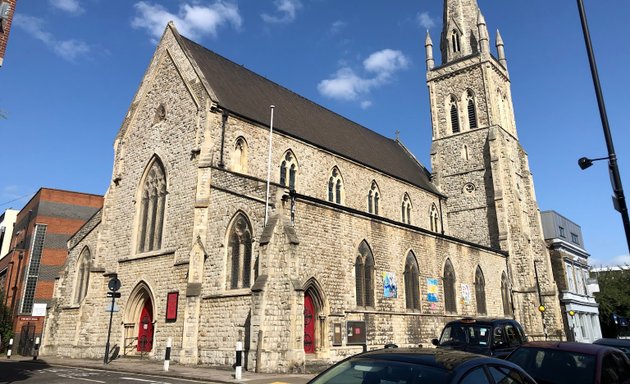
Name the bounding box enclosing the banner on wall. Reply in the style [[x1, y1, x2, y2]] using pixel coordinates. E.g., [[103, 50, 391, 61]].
[[427, 278, 439, 302], [383, 272, 398, 298], [461, 284, 472, 305]]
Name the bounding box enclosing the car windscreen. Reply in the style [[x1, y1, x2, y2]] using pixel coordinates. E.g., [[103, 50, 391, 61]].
[[439, 324, 492, 347], [309, 357, 451, 384], [506, 347, 596, 384]]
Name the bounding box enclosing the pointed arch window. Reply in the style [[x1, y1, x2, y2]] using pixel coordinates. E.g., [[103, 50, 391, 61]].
[[137, 157, 167, 253], [227, 213, 253, 290], [501, 272, 512, 316], [74, 247, 91, 304], [444, 259, 457, 313], [368, 182, 380, 215], [232, 137, 248, 173], [355, 241, 375, 307], [474, 266, 487, 315], [467, 91, 478, 129], [401, 194, 412, 224], [451, 30, 461, 53], [327, 167, 344, 205], [430, 204, 440, 232], [450, 96, 460, 134], [404, 252, 420, 311], [279, 150, 298, 190]]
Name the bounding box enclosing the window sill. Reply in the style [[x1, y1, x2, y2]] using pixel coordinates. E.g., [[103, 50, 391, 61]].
[[61, 305, 81, 310], [203, 289, 252, 300], [119, 248, 176, 263]]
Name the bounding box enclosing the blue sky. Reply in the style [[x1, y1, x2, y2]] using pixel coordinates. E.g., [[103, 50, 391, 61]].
[[1, 0, 629, 267]]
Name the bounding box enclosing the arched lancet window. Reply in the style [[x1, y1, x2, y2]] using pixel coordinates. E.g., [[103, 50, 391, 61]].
[[368, 182, 380, 215], [401, 194, 412, 224], [404, 252, 420, 311], [74, 247, 91, 304], [430, 204, 440, 232], [475, 266, 487, 315], [328, 167, 344, 204], [451, 30, 461, 53], [227, 213, 253, 290], [137, 157, 167, 253], [501, 272, 512, 315], [232, 137, 248, 173], [355, 241, 374, 307], [467, 90, 478, 129], [450, 96, 460, 134], [279, 150, 298, 190], [444, 259, 457, 313]]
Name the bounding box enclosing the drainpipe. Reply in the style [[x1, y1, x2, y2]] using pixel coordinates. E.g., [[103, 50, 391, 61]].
[[438, 198, 445, 235]]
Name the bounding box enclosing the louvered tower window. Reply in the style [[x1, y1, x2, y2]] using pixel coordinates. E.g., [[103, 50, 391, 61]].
[[451, 104, 460, 133]]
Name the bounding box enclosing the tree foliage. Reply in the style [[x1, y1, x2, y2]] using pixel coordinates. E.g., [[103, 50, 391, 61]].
[[0, 293, 13, 352], [593, 267, 630, 337]]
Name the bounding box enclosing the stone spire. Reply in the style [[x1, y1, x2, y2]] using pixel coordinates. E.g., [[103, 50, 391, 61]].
[[477, 10, 490, 54], [440, 0, 484, 63], [425, 31, 435, 70], [496, 29, 508, 69]]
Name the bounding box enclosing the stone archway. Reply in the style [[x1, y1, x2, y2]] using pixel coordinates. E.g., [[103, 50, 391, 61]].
[[303, 279, 327, 355], [123, 282, 155, 355]]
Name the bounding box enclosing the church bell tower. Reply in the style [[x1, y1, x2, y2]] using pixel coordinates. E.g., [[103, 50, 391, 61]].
[[427, 0, 564, 339]]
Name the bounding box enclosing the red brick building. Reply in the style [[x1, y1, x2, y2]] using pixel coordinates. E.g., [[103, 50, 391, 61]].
[[0, 0, 16, 67], [0, 188, 102, 355]]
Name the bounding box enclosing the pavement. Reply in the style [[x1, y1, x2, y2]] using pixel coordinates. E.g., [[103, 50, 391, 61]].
[[0, 353, 317, 384]]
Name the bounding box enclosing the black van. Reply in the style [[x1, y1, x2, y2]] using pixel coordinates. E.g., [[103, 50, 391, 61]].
[[432, 317, 527, 358]]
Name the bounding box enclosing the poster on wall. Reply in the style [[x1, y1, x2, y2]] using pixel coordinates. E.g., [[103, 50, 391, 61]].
[[427, 278, 439, 302], [382, 272, 398, 298], [166, 292, 179, 321], [461, 284, 471, 305]]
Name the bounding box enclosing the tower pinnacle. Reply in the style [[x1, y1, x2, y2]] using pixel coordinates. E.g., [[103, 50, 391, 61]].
[[496, 29, 508, 69], [440, 0, 484, 63], [425, 31, 435, 70]]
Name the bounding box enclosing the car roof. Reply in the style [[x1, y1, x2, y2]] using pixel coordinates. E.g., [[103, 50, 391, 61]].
[[358, 347, 506, 370], [519, 341, 622, 355], [445, 317, 519, 326], [594, 338, 630, 347]]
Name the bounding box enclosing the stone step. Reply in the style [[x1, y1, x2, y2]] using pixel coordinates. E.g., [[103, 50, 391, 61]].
[[304, 358, 333, 374]]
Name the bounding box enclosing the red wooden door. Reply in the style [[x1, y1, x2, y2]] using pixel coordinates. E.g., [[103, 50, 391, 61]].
[[304, 293, 315, 354], [137, 300, 153, 352]]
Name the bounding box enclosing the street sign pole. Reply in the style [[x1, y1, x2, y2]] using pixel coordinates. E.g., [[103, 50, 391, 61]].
[[104, 277, 121, 364]]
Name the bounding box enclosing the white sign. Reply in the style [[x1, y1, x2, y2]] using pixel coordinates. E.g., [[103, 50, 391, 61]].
[[32, 303, 47, 317], [105, 303, 120, 313]]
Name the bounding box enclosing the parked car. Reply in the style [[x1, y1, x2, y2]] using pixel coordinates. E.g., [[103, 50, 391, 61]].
[[506, 341, 630, 384], [593, 338, 630, 359], [308, 347, 537, 384], [432, 317, 527, 358]]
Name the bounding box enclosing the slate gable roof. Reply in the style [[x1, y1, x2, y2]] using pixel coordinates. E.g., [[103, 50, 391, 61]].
[[180, 35, 440, 195]]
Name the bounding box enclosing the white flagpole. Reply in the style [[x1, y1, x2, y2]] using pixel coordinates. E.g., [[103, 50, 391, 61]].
[[264, 105, 275, 226]]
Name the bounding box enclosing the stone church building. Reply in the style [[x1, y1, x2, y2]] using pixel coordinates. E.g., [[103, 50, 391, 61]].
[[43, 0, 564, 372]]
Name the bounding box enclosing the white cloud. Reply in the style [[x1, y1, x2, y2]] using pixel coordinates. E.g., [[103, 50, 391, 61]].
[[363, 49, 409, 74], [50, 0, 84, 15], [132, 1, 242, 41], [590, 253, 630, 268], [417, 11, 435, 30], [13, 14, 91, 61], [318, 48, 410, 106], [261, 0, 302, 24], [330, 20, 346, 35]]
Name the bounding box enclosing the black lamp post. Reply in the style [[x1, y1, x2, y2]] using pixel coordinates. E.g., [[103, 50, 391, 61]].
[[576, 0, 630, 254]]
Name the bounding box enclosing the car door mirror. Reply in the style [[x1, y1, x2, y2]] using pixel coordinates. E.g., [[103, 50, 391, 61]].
[[432, 338, 439, 346]]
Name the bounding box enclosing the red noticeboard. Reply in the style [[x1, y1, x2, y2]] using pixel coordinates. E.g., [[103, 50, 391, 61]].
[[166, 292, 178, 321]]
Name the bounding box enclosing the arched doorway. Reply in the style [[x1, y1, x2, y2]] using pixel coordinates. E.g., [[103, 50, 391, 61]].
[[304, 292, 316, 354], [124, 282, 155, 355], [303, 279, 327, 355]]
